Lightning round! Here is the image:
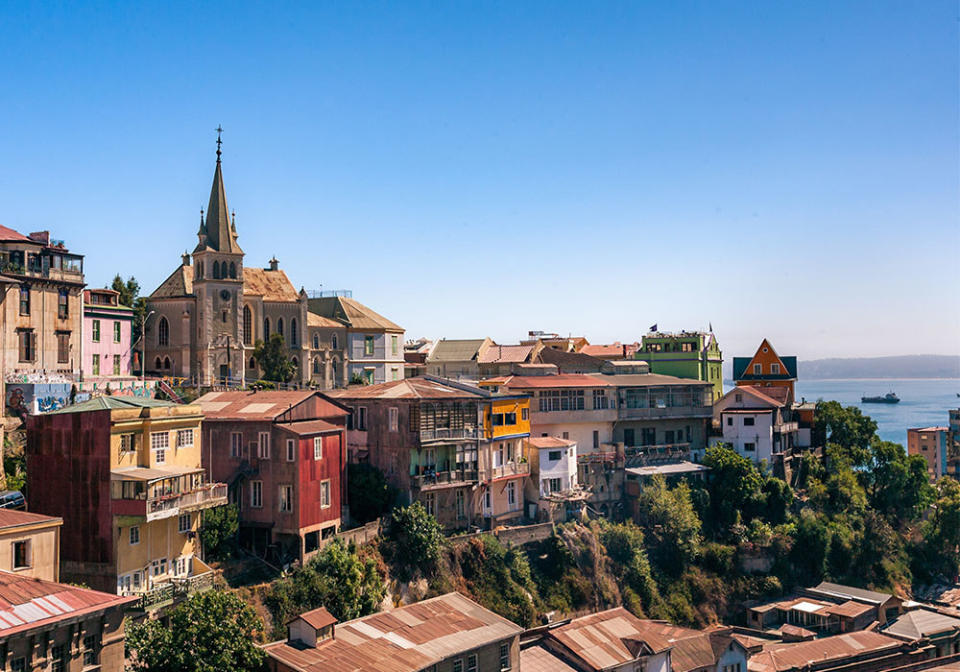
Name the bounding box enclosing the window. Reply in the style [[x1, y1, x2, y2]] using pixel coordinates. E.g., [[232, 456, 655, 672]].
[[291, 318, 298, 346], [727, 416, 733, 426], [230, 432, 243, 458], [258, 432, 271, 459], [243, 305, 252, 344], [491, 413, 504, 426], [456, 489, 465, 519], [504, 412, 517, 425], [251, 481, 263, 508], [356, 406, 367, 431], [151, 432, 169, 463], [83, 634, 100, 666], [263, 317, 270, 337], [120, 433, 135, 453], [18, 284, 29, 316], [287, 439, 296, 462], [735, 393, 742, 402], [389, 407, 399, 432], [743, 417, 755, 426], [57, 331, 70, 363], [507, 481, 516, 506], [332, 333, 338, 350], [364, 335, 375, 356], [313, 437, 323, 460], [593, 389, 609, 409], [562, 431, 569, 440], [9, 658, 25, 672], [547, 477, 562, 493], [177, 428, 194, 447], [111, 320, 121, 344], [500, 641, 511, 670], [178, 513, 191, 533], [771, 363, 780, 375], [277, 318, 284, 339], [92, 353, 100, 375], [391, 334, 399, 356], [453, 660, 463, 672], [313, 333, 320, 349], [392, 366, 400, 381], [521, 407, 529, 420], [158, 316, 169, 346], [425, 492, 436, 516], [12, 540, 29, 569], [753, 363, 761, 375], [467, 654, 478, 672], [16, 330, 34, 363], [539, 389, 585, 412], [129, 526, 140, 545], [548, 450, 562, 461], [744, 442, 756, 452], [279, 485, 293, 512], [113, 354, 121, 375], [313, 358, 321, 374], [320, 480, 331, 508], [50, 644, 66, 672]]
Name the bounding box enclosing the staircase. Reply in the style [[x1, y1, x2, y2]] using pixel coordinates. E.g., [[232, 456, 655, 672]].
[[157, 379, 184, 403]]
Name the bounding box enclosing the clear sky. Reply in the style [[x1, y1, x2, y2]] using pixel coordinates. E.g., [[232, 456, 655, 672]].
[[0, 1, 956, 360]]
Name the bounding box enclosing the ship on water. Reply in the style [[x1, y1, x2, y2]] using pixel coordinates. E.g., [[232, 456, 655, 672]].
[[861, 392, 900, 404]]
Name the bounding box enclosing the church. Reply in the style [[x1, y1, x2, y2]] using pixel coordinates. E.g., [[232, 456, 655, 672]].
[[145, 136, 405, 388]]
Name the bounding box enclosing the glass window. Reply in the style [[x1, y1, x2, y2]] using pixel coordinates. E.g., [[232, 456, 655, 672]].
[[177, 429, 194, 447], [151, 432, 169, 463], [251, 481, 263, 508], [92, 353, 100, 375], [500, 642, 511, 670], [58, 288, 69, 319], [18, 284, 29, 316], [12, 540, 29, 569], [130, 526, 140, 545], [231, 432, 243, 458], [158, 316, 169, 346], [364, 335, 375, 356], [320, 480, 331, 508], [389, 407, 399, 432], [258, 432, 270, 459], [113, 320, 121, 342], [83, 634, 100, 666], [279, 485, 293, 512], [18, 330, 35, 362], [287, 439, 297, 462], [113, 354, 121, 375], [57, 331, 70, 364], [313, 437, 323, 460], [178, 513, 191, 533]]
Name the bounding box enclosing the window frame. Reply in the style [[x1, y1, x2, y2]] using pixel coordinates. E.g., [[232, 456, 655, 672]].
[[320, 480, 331, 508], [258, 432, 271, 459], [230, 432, 243, 458], [129, 526, 140, 545], [150, 431, 169, 463], [251, 480, 263, 508], [313, 436, 323, 461], [178, 513, 191, 534], [12, 540, 30, 570]]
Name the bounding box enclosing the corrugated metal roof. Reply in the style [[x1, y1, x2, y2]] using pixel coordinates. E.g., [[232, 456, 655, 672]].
[[748, 631, 902, 672], [547, 608, 673, 670], [528, 437, 575, 449], [520, 645, 579, 672], [44, 396, 180, 415], [328, 378, 489, 400], [111, 465, 203, 482], [427, 339, 490, 363], [882, 609, 960, 641], [0, 510, 62, 531], [278, 420, 342, 436], [264, 592, 522, 672], [477, 345, 534, 364], [809, 582, 894, 606], [625, 462, 709, 477], [308, 297, 403, 332], [197, 390, 318, 420]]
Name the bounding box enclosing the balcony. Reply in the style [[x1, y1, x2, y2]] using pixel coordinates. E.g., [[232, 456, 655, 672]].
[[144, 484, 228, 521], [112, 467, 228, 522], [617, 405, 713, 420], [487, 461, 530, 480], [411, 469, 479, 490], [136, 558, 216, 611], [420, 427, 483, 443], [624, 443, 691, 464]]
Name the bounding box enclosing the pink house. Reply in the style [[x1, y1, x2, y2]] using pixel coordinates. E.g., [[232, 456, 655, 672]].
[[83, 289, 133, 378]]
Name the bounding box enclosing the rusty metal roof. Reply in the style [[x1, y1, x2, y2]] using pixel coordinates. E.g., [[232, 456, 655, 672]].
[[520, 644, 579, 672], [328, 378, 489, 401], [197, 390, 317, 420], [277, 420, 342, 436], [296, 606, 338, 630], [264, 592, 522, 672], [546, 608, 673, 670], [0, 510, 61, 531], [748, 631, 902, 672]]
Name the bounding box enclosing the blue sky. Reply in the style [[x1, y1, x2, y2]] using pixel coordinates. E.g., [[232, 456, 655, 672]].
[[0, 1, 956, 360]]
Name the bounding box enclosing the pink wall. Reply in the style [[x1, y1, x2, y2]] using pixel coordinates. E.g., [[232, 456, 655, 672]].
[[83, 311, 133, 377]]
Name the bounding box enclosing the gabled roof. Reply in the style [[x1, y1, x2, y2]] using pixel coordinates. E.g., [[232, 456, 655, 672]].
[[44, 396, 180, 415], [732, 339, 797, 381], [294, 606, 337, 630], [328, 377, 492, 401], [307, 312, 342, 328], [477, 344, 535, 364], [534, 347, 604, 373], [0, 225, 36, 244], [263, 592, 522, 672], [196, 390, 339, 421], [150, 263, 194, 299], [427, 338, 491, 363], [308, 296, 403, 332], [808, 582, 894, 606], [721, 386, 785, 410], [520, 645, 579, 672], [546, 608, 673, 670], [0, 570, 136, 639], [882, 609, 960, 641], [0, 510, 62, 531], [748, 631, 902, 672], [243, 267, 299, 303]]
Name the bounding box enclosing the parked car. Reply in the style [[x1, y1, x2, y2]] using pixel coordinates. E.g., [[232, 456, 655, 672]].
[[0, 491, 26, 510]]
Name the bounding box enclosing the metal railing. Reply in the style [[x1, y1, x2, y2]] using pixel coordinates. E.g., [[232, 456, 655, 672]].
[[419, 427, 483, 442], [146, 484, 228, 521], [137, 566, 216, 611], [617, 405, 713, 420], [411, 469, 479, 489], [487, 461, 530, 479]]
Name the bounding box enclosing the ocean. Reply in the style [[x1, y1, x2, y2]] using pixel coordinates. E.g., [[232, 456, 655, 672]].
[[793, 378, 960, 445]]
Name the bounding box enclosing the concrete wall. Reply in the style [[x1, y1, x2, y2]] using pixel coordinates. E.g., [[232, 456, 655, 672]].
[[0, 523, 60, 581]]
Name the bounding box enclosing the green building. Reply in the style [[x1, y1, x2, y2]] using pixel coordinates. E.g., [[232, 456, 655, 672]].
[[635, 331, 723, 400]]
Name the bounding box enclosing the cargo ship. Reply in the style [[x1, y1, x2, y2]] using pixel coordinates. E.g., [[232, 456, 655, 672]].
[[861, 392, 900, 404]]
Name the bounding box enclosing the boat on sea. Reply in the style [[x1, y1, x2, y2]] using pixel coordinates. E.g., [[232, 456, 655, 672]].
[[861, 392, 900, 404]]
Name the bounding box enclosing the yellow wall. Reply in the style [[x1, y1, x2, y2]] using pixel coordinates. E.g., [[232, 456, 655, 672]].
[[109, 404, 204, 470], [485, 397, 531, 439], [0, 522, 61, 581], [116, 511, 199, 582]]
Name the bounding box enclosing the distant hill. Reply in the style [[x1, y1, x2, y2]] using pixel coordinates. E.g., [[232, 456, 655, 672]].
[[798, 355, 960, 380]]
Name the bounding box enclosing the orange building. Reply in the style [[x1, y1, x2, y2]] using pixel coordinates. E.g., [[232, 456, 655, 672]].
[[732, 339, 798, 403]]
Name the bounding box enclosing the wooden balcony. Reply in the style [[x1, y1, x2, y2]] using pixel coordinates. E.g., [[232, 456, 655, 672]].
[[411, 469, 479, 490]]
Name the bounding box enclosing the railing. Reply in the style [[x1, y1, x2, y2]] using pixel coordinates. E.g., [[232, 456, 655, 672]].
[[146, 484, 228, 521], [487, 461, 530, 480], [617, 405, 713, 420], [305, 289, 353, 299], [624, 443, 691, 463], [137, 563, 216, 611], [411, 469, 479, 489], [419, 427, 483, 442]]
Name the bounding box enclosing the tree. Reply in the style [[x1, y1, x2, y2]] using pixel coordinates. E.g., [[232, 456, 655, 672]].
[[814, 401, 877, 468], [917, 477, 960, 578], [598, 521, 664, 616], [201, 505, 239, 560], [634, 475, 702, 574], [861, 440, 933, 524], [387, 501, 445, 579], [347, 463, 397, 524], [111, 274, 148, 360], [126, 590, 265, 672], [252, 333, 296, 383], [701, 445, 765, 531], [264, 540, 385, 638]]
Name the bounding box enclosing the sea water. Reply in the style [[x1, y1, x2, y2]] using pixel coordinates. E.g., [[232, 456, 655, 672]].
[[793, 378, 960, 445]]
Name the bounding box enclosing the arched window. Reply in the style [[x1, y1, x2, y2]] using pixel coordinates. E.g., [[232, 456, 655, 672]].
[[242, 306, 252, 344], [313, 358, 321, 374], [229, 262, 237, 279], [158, 316, 169, 346], [263, 318, 270, 338], [277, 318, 284, 340], [331, 360, 339, 384], [332, 334, 338, 350], [163, 357, 171, 369], [249, 357, 256, 369], [213, 261, 220, 279], [313, 333, 319, 349], [154, 357, 162, 370], [290, 318, 298, 346]]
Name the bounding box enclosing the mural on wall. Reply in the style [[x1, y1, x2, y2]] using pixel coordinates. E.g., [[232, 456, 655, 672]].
[[5, 380, 155, 417]]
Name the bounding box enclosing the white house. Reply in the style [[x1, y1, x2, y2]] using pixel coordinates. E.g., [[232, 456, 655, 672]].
[[709, 386, 798, 465]]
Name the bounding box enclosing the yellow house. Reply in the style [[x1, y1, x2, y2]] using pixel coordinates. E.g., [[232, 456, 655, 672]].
[[0, 510, 62, 581], [27, 397, 228, 610], [479, 394, 531, 525]]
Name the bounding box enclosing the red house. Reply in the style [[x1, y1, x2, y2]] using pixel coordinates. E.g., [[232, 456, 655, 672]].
[[196, 390, 350, 563]]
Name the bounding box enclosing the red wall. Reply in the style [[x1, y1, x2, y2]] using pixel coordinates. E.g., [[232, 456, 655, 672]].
[[297, 432, 344, 530]]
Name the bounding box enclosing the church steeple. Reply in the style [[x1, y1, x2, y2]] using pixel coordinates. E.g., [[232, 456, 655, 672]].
[[197, 127, 243, 255]]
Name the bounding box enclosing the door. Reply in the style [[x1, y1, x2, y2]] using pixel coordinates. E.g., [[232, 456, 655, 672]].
[[219, 364, 229, 382], [623, 428, 635, 447]]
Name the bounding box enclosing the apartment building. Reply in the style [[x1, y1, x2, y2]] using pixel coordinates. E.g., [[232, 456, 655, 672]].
[[264, 592, 522, 672], [196, 390, 350, 562], [636, 330, 724, 401], [907, 426, 949, 481], [26, 397, 227, 610], [83, 288, 133, 379], [710, 386, 799, 464]]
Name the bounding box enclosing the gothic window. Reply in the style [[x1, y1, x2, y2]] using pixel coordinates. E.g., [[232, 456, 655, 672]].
[[263, 318, 270, 338], [277, 318, 284, 340], [198, 262, 204, 279], [313, 333, 319, 349], [290, 319, 298, 346], [163, 357, 171, 369], [158, 317, 170, 346], [243, 306, 252, 344], [213, 261, 220, 279], [229, 262, 237, 279], [249, 357, 256, 369], [313, 358, 321, 374], [155, 357, 162, 370]]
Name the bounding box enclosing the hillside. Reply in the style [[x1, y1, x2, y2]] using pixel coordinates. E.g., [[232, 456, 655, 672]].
[[797, 355, 960, 380]]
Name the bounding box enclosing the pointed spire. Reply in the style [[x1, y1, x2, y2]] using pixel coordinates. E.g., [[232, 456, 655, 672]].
[[202, 126, 243, 255]]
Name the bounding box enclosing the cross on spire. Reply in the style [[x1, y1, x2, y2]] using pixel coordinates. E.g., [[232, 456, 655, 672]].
[[215, 125, 224, 162]]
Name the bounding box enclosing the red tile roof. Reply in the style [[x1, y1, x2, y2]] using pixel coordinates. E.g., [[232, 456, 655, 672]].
[[0, 225, 34, 243], [0, 571, 136, 638]]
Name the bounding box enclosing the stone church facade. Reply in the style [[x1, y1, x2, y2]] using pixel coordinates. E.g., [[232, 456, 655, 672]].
[[145, 141, 401, 388]]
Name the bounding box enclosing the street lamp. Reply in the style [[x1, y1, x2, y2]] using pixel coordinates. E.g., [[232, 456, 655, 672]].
[[140, 311, 155, 382]]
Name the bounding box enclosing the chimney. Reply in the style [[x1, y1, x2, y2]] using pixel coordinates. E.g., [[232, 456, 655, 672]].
[[287, 607, 337, 649], [268, 257, 279, 271]]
